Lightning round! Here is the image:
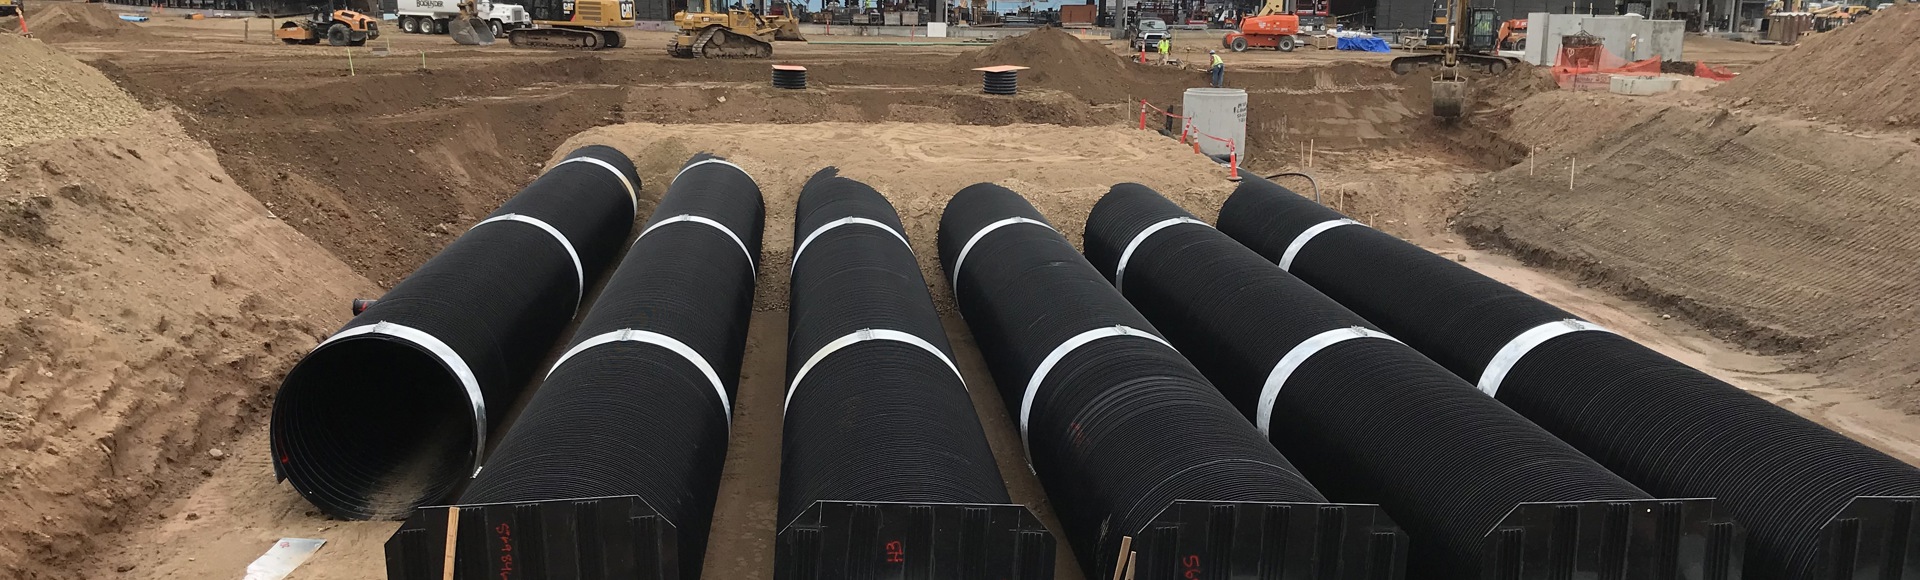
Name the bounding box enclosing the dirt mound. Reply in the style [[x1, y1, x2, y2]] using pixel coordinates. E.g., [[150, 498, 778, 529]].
[[15, 2, 157, 42], [0, 35, 145, 150], [1457, 101, 1920, 412], [0, 115, 373, 579], [952, 27, 1145, 103], [1712, 4, 1920, 128]]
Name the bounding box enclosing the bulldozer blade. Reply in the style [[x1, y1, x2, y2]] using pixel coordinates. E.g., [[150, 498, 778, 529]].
[[447, 17, 494, 45], [1431, 78, 1466, 118]]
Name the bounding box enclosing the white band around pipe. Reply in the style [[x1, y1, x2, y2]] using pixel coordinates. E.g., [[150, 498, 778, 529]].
[[548, 328, 733, 426], [552, 156, 638, 218], [790, 217, 913, 275], [951, 217, 1054, 294], [1279, 218, 1364, 271], [1114, 217, 1209, 293], [470, 214, 585, 310], [783, 328, 964, 414], [1021, 325, 1170, 458], [636, 214, 756, 271], [1256, 326, 1400, 436], [1477, 319, 1614, 397], [318, 321, 488, 476], [673, 157, 753, 185]]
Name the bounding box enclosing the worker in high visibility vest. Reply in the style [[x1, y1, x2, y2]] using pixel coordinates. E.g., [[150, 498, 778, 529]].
[[1208, 50, 1225, 87], [1157, 37, 1171, 64]]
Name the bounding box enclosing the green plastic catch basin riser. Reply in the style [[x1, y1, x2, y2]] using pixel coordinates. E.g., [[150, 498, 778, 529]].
[[774, 501, 1055, 580], [383, 495, 680, 580]]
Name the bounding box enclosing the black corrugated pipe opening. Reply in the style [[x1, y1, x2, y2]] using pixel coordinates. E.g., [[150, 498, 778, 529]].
[[1217, 176, 1920, 580], [936, 183, 1406, 579], [774, 169, 1052, 580], [382, 154, 763, 580], [271, 145, 639, 521], [1084, 183, 1745, 579]]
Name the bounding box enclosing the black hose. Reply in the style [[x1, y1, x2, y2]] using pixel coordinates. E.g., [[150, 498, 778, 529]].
[[937, 183, 1401, 578], [270, 145, 639, 521], [444, 154, 762, 577], [776, 170, 1049, 578], [1216, 175, 1920, 580], [1083, 183, 1746, 579]]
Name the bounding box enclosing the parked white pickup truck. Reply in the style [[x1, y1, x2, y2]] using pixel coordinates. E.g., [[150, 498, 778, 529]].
[[396, 0, 530, 37]]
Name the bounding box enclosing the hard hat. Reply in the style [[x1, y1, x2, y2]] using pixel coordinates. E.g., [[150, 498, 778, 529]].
[[1209, 49, 1217, 53]]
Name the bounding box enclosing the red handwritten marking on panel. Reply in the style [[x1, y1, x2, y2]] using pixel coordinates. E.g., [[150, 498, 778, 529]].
[[884, 540, 906, 564], [496, 523, 515, 579], [1182, 554, 1202, 580]]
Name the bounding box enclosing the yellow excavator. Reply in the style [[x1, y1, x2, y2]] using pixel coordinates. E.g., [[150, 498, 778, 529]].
[[669, 0, 805, 58], [506, 0, 635, 49], [1390, 0, 1516, 118]]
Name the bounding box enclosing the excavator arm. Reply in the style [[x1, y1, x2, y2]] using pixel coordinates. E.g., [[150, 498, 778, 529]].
[[446, 0, 495, 45]]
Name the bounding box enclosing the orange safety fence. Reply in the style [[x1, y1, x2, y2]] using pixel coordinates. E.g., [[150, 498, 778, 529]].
[[1138, 100, 1241, 180], [1551, 44, 1661, 90], [1695, 61, 1737, 81]]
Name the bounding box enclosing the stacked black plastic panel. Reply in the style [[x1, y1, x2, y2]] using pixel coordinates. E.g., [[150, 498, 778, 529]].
[[1217, 176, 1920, 580], [271, 145, 639, 521], [1084, 183, 1745, 579], [775, 169, 1052, 580], [937, 183, 1406, 579], [383, 154, 764, 580]]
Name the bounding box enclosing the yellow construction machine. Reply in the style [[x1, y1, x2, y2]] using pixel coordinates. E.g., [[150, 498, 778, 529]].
[[1390, 0, 1516, 118], [275, 8, 382, 46], [0, 0, 20, 18], [508, 0, 635, 49], [669, 0, 805, 58]]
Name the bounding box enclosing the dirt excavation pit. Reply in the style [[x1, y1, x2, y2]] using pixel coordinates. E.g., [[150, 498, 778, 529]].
[[9, 13, 1920, 580]]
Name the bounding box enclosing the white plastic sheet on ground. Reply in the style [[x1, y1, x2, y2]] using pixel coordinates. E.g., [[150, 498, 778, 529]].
[[242, 538, 326, 580]]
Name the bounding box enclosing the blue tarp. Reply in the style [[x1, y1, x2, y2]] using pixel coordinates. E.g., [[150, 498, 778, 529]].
[[1336, 37, 1392, 52]]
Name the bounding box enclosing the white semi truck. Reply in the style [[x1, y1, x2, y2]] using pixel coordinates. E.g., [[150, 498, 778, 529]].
[[395, 0, 530, 37]]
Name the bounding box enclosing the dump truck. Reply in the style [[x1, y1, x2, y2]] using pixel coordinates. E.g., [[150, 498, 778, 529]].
[[395, 0, 529, 37]]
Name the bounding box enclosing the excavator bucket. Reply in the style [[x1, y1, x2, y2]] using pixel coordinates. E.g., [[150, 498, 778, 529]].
[[1431, 77, 1466, 119], [446, 17, 494, 45]]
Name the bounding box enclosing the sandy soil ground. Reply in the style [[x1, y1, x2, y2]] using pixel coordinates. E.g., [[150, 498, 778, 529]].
[[5, 7, 1914, 580]]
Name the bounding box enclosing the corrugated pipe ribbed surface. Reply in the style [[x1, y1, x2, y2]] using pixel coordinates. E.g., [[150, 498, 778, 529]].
[[1084, 183, 1749, 579], [381, 154, 764, 580], [937, 183, 1406, 579], [1217, 176, 1920, 580], [270, 145, 639, 521], [775, 169, 1051, 580]]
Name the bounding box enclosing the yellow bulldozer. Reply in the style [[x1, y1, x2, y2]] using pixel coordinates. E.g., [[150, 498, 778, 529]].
[[668, 0, 805, 58], [507, 0, 636, 49]]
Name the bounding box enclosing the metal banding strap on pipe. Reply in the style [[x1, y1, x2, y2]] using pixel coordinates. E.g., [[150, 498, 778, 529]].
[[637, 214, 757, 271], [1114, 217, 1210, 293], [318, 321, 487, 476], [546, 328, 733, 425], [1020, 325, 1171, 457], [470, 214, 585, 308], [1256, 326, 1401, 436], [552, 156, 638, 217], [1279, 218, 1365, 271], [1477, 319, 1616, 397], [783, 328, 965, 413], [672, 157, 754, 185], [789, 217, 914, 275], [951, 217, 1055, 293]]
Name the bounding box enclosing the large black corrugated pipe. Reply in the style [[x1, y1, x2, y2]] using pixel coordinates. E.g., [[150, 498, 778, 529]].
[[774, 169, 1052, 580], [1217, 176, 1920, 580], [1084, 183, 1746, 579], [270, 145, 638, 521], [381, 154, 763, 580], [937, 183, 1406, 580]]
